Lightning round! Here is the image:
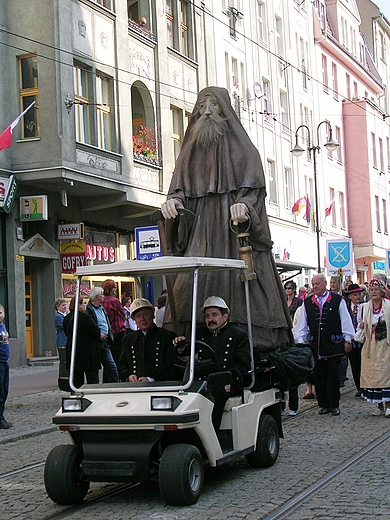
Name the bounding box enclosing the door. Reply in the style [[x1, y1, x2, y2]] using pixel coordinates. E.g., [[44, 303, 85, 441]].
[[25, 261, 34, 358]]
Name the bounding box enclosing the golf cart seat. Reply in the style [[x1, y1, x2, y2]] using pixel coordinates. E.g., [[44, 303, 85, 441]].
[[224, 389, 252, 412]]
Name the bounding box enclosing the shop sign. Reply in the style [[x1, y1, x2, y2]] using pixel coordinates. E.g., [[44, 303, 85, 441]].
[[0, 176, 19, 213], [60, 241, 86, 273], [58, 223, 84, 240], [63, 280, 91, 299], [20, 195, 48, 220], [84, 229, 116, 264]]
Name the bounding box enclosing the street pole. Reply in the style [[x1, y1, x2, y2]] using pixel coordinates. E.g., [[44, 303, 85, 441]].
[[291, 122, 339, 275], [311, 148, 321, 273]]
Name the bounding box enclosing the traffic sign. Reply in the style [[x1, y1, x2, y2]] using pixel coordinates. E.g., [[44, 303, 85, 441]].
[[326, 238, 353, 276], [135, 226, 162, 260]]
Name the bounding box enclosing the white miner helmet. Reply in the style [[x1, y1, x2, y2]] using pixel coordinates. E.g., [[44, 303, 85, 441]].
[[201, 296, 230, 314], [130, 298, 154, 319]]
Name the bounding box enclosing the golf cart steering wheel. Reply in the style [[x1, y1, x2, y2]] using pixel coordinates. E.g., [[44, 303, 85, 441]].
[[174, 339, 216, 377]]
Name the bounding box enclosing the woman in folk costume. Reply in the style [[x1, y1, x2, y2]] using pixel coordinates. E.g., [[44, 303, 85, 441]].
[[357, 279, 390, 416], [161, 86, 293, 353]]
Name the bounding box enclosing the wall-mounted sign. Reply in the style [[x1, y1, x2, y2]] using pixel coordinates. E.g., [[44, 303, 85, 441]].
[[58, 223, 84, 240], [20, 195, 48, 221], [135, 226, 161, 260], [84, 229, 116, 264], [0, 176, 19, 213], [60, 241, 87, 273], [326, 238, 353, 276]]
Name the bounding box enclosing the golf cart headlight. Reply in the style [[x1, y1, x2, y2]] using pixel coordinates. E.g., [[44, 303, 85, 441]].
[[62, 397, 91, 412], [151, 396, 182, 411]]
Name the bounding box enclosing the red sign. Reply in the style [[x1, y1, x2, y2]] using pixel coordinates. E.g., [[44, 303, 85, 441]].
[[61, 252, 87, 273]]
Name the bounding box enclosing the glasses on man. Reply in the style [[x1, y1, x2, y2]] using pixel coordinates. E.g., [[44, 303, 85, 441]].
[[285, 286, 294, 290]]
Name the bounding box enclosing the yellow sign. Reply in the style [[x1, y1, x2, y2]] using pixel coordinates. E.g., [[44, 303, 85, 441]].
[[60, 241, 86, 254]]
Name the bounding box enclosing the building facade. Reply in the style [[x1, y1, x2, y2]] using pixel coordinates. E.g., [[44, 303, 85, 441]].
[[0, 0, 388, 366]]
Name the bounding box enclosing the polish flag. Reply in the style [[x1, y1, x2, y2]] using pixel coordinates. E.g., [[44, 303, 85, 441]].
[[0, 101, 36, 151], [325, 196, 336, 217]]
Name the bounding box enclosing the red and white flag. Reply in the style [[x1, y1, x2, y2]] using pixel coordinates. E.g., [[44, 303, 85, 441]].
[[0, 101, 36, 151], [325, 196, 336, 217]]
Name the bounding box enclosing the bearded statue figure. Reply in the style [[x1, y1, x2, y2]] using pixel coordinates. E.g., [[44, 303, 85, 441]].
[[161, 86, 293, 353]]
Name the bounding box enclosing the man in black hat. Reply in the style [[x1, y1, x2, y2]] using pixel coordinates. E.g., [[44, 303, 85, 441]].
[[346, 283, 364, 397]]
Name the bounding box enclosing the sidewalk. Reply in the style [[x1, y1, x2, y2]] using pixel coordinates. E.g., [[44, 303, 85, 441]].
[[0, 365, 63, 442]]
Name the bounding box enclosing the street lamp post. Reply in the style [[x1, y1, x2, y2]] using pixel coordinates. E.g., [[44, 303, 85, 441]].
[[290, 121, 339, 273]]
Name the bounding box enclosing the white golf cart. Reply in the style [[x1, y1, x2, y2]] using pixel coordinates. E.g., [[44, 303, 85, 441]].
[[44, 257, 283, 506]]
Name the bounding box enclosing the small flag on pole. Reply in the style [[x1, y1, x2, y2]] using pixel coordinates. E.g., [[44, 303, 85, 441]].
[[292, 196, 307, 216], [0, 101, 36, 151], [304, 197, 312, 223], [325, 196, 336, 217]]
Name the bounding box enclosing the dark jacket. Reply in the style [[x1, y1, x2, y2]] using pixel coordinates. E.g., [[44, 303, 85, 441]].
[[197, 322, 251, 387], [304, 292, 345, 358], [63, 311, 101, 371], [85, 301, 114, 345], [119, 324, 177, 382]]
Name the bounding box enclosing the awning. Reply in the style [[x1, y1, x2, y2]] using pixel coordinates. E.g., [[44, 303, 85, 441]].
[[275, 259, 316, 279]]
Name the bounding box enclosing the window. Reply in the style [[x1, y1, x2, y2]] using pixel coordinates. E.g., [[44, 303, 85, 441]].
[[335, 126, 342, 163], [166, 0, 193, 58], [257, 1, 266, 42], [275, 17, 284, 56], [346, 73, 351, 100], [300, 37, 308, 90], [74, 63, 93, 145], [279, 91, 289, 132], [322, 54, 328, 93], [262, 79, 272, 121], [74, 63, 114, 150], [267, 160, 277, 204], [331, 62, 338, 100], [375, 196, 381, 232], [96, 74, 113, 150], [18, 55, 39, 139], [339, 191, 346, 229], [96, 0, 113, 8], [329, 187, 337, 226], [284, 167, 294, 209], [171, 106, 190, 163], [372, 132, 377, 169], [379, 137, 384, 173], [383, 198, 388, 234]]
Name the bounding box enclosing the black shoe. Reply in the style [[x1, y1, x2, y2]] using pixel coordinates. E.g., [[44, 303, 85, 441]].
[[355, 391, 362, 398], [319, 407, 331, 415], [331, 408, 340, 416], [0, 419, 13, 429]]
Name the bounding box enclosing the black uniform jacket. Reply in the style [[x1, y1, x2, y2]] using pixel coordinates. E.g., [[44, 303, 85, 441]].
[[119, 324, 177, 382], [197, 322, 251, 387]]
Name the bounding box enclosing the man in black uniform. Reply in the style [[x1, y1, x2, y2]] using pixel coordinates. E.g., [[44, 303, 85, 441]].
[[174, 296, 251, 429], [119, 298, 177, 382]]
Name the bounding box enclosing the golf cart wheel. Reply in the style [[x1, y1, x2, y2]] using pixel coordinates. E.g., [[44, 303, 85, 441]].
[[245, 414, 279, 468], [44, 445, 90, 504], [159, 444, 204, 506]]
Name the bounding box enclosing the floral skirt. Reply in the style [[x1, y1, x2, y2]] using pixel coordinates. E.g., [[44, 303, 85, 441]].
[[362, 387, 390, 403]]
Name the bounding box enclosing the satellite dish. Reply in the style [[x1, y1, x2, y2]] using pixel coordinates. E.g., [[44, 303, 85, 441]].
[[253, 82, 263, 99]]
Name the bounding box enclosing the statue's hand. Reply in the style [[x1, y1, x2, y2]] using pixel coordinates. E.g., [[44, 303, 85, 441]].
[[230, 203, 249, 225], [161, 198, 184, 219]]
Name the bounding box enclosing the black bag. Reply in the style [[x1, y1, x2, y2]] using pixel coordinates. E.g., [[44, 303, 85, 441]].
[[262, 343, 316, 389]]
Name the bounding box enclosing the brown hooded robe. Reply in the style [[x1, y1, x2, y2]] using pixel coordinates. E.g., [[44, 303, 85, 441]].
[[164, 86, 293, 352]]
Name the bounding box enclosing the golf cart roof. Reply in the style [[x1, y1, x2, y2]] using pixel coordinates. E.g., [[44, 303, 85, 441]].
[[75, 256, 247, 277]]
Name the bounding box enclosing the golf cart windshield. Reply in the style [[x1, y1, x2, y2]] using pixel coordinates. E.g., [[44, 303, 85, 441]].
[[70, 256, 253, 394]]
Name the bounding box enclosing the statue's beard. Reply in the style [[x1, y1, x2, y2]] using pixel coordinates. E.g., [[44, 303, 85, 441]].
[[189, 114, 228, 149]]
